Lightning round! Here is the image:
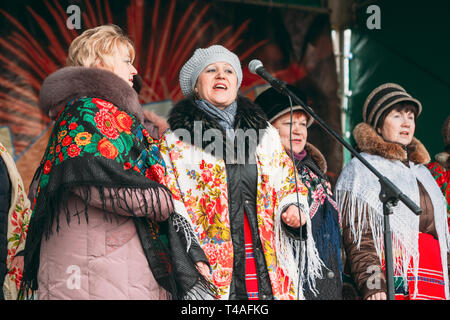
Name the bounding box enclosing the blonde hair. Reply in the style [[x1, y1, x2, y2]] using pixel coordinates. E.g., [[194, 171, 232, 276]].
[[66, 25, 135, 71]]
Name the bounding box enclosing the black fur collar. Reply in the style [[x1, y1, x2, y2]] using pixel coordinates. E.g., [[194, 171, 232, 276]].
[[39, 66, 144, 123], [168, 96, 269, 160]]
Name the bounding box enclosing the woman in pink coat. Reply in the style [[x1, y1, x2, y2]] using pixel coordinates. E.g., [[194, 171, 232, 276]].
[[21, 25, 211, 300]]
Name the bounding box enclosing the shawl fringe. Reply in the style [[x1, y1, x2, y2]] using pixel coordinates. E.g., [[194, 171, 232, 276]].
[[337, 124, 449, 299], [275, 193, 325, 299], [335, 190, 420, 296], [167, 213, 218, 300]]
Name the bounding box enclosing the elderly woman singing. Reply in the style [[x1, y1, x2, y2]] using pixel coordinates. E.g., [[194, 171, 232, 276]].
[[158, 45, 323, 300], [335, 83, 449, 300]]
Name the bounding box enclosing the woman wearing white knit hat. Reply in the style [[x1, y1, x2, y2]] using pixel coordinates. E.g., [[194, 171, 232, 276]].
[[157, 45, 324, 300]]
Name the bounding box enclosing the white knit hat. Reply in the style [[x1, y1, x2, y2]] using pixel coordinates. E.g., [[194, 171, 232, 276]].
[[179, 45, 242, 97]]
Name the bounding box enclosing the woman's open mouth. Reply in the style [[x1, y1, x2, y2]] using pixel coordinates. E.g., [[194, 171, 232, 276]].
[[213, 83, 227, 90]]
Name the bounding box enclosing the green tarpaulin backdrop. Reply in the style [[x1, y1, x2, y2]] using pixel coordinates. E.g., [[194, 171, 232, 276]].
[[348, 0, 450, 162]]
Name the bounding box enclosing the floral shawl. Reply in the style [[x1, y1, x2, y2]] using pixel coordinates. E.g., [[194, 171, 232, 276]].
[[0, 143, 32, 300], [427, 161, 450, 231], [21, 96, 176, 297]]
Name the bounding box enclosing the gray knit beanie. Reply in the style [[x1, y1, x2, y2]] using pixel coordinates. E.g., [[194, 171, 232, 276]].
[[179, 45, 242, 97]]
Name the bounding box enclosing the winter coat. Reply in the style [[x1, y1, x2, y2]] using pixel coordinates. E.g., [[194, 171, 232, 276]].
[[0, 143, 32, 300], [158, 96, 324, 300], [30, 67, 174, 300], [336, 122, 450, 300], [293, 143, 343, 300]]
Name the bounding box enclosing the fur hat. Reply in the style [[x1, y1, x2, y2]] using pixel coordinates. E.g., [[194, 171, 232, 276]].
[[254, 85, 314, 127], [179, 45, 242, 97], [363, 83, 422, 129]]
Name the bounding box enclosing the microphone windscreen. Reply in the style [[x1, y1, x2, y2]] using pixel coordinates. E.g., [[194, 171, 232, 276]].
[[248, 59, 263, 74]]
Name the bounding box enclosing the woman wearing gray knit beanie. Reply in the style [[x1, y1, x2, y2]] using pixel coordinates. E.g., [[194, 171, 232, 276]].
[[335, 83, 449, 300], [156, 45, 324, 300]]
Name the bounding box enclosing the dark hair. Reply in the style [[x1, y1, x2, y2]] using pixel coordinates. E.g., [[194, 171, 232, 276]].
[[376, 102, 418, 130]]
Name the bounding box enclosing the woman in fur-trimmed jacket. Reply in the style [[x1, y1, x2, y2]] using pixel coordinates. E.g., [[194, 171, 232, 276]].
[[335, 83, 449, 300], [158, 45, 324, 300], [21, 25, 210, 300]]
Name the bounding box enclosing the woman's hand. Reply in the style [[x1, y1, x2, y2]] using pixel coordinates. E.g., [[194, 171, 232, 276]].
[[366, 292, 387, 300], [195, 261, 211, 280], [282, 205, 307, 228]]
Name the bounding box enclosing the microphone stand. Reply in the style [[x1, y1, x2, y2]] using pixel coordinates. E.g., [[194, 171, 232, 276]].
[[264, 80, 422, 300]]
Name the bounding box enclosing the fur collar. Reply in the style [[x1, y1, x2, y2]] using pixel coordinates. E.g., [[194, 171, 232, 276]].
[[39, 66, 144, 123], [304, 142, 327, 173], [167, 96, 269, 159], [143, 110, 169, 139], [353, 122, 430, 164]]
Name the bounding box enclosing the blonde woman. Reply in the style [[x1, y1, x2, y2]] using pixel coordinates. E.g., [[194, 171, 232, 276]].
[[21, 25, 210, 300]]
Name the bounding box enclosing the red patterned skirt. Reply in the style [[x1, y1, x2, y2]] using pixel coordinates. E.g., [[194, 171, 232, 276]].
[[244, 212, 259, 300], [391, 233, 446, 300]]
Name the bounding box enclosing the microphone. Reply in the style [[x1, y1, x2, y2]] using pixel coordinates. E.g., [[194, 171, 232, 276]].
[[248, 59, 287, 93]]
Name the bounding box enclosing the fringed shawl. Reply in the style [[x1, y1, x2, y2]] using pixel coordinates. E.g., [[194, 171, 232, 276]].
[[335, 123, 449, 299], [20, 95, 179, 298]]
